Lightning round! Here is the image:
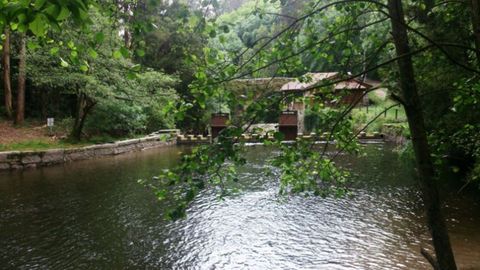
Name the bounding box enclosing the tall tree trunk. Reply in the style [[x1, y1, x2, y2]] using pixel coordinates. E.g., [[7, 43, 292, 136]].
[[387, 0, 457, 269], [470, 0, 480, 63], [71, 93, 95, 140], [123, 2, 132, 49], [2, 27, 13, 118], [15, 34, 26, 125]]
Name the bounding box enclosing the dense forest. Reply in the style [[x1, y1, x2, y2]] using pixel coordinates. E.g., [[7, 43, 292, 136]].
[[1, 0, 480, 269]]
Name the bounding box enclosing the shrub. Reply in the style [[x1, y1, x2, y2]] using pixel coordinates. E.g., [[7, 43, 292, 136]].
[[84, 101, 148, 137]]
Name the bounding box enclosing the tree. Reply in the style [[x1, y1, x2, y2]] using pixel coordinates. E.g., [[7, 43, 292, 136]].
[[387, 1, 457, 268], [15, 33, 26, 125], [26, 7, 179, 140], [2, 27, 13, 118]]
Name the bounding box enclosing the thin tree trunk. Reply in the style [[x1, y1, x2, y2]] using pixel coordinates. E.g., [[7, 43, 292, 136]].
[[72, 93, 86, 140], [15, 34, 26, 125], [470, 0, 480, 63], [2, 27, 13, 118], [387, 0, 457, 269], [71, 93, 95, 140], [123, 2, 132, 48]]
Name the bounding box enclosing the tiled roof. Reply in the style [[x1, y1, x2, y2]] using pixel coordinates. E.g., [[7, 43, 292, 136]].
[[334, 79, 372, 90], [280, 72, 338, 91]]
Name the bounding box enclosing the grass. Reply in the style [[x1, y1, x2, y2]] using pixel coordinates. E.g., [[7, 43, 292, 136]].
[[0, 133, 165, 152], [0, 117, 159, 152], [0, 139, 90, 152], [351, 95, 409, 135]]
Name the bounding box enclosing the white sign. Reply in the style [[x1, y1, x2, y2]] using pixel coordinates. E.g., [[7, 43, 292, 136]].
[[47, 118, 54, 127]]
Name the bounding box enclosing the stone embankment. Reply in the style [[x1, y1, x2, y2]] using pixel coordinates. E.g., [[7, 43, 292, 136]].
[[0, 135, 174, 171]]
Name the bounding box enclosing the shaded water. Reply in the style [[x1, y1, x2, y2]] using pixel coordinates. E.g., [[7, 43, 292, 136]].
[[0, 145, 479, 269]]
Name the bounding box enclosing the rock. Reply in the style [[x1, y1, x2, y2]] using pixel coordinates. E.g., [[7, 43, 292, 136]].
[[11, 163, 24, 170], [0, 163, 10, 170], [24, 163, 37, 169], [114, 145, 135, 155], [21, 154, 42, 164], [42, 149, 65, 165], [0, 151, 21, 163], [0, 152, 8, 163], [65, 148, 93, 161], [86, 144, 115, 156], [117, 139, 140, 147]]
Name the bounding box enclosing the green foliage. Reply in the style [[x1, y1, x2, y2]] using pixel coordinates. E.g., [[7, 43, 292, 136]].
[[271, 140, 350, 197], [25, 8, 179, 138], [141, 126, 248, 220], [84, 102, 147, 136], [304, 107, 339, 133], [0, 0, 92, 37]]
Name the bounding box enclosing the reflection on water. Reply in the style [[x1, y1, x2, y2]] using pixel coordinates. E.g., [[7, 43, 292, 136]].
[[0, 144, 479, 269]]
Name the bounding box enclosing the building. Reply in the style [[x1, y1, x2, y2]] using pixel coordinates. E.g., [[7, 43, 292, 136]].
[[278, 72, 373, 134], [209, 72, 376, 139]]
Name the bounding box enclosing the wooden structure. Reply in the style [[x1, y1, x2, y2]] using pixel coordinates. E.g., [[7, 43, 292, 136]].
[[334, 79, 372, 105], [278, 110, 298, 140], [210, 113, 229, 138], [278, 73, 374, 133]]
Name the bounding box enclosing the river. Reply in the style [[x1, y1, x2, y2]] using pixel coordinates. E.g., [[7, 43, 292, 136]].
[[0, 144, 479, 269]]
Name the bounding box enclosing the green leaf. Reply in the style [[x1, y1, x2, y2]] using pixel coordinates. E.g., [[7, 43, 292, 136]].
[[130, 64, 141, 72], [27, 40, 40, 50], [94, 32, 105, 43], [119, 46, 130, 58], [79, 65, 88, 72], [197, 93, 206, 109], [60, 57, 69, 67], [49, 47, 59, 55], [29, 14, 46, 36], [274, 131, 285, 141], [209, 29, 216, 38], [57, 6, 70, 20], [136, 49, 145, 57], [220, 25, 229, 33], [34, 0, 47, 9], [88, 48, 98, 59], [127, 71, 137, 79], [113, 50, 122, 59], [44, 3, 60, 17]]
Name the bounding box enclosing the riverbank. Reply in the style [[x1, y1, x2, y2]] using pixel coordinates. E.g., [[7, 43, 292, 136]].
[[0, 134, 174, 171]]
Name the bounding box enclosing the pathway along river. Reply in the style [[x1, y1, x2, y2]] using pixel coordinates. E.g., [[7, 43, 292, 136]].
[[0, 144, 479, 269]]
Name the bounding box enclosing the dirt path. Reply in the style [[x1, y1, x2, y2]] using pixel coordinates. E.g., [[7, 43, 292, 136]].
[[0, 121, 52, 145]]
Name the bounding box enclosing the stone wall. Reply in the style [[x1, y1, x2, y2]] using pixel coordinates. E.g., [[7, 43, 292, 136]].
[[0, 135, 175, 171]]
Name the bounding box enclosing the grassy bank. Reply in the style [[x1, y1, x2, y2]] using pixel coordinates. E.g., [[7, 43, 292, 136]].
[[0, 120, 152, 152], [351, 93, 409, 137]]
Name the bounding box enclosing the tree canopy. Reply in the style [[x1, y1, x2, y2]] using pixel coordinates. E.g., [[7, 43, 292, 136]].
[[2, 0, 480, 269]]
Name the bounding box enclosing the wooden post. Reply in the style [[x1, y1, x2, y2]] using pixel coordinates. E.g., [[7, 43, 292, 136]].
[[278, 110, 298, 140], [210, 113, 229, 139]]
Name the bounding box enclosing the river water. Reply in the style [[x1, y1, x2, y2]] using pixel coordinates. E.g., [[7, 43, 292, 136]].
[[0, 145, 479, 269]]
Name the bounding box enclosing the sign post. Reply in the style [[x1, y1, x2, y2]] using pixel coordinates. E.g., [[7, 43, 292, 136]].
[[47, 118, 54, 135]]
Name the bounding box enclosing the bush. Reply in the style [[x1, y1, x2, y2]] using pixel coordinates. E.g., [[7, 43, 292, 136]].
[[144, 103, 176, 132], [84, 101, 148, 137], [304, 108, 347, 133]]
